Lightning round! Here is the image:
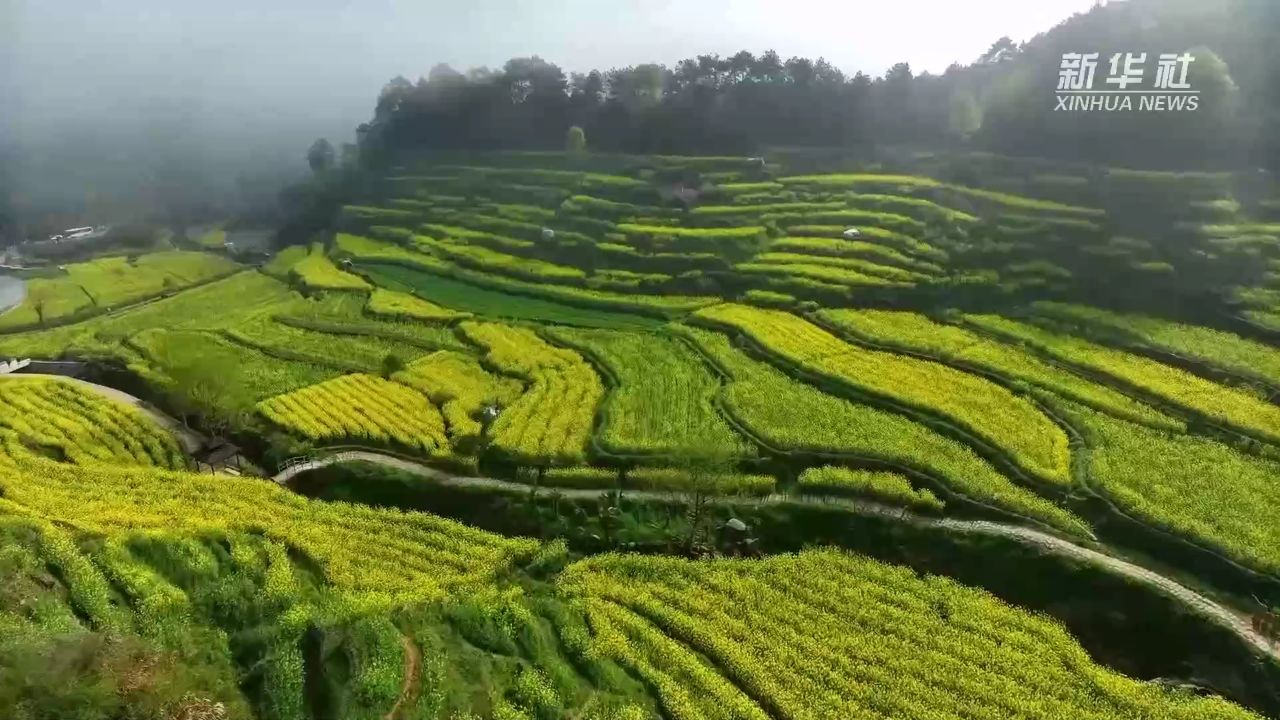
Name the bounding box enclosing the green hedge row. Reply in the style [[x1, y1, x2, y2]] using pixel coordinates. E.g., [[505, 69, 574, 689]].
[[367, 226, 414, 244], [731, 191, 799, 204], [414, 236, 587, 284], [996, 213, 1104, 236], [651, 155, 768, 172], [473, 183, 572, 207], [784, 225, 948, 263], [442, 213, 594, 246], [551, 214, 617, 237], [596, 243, 732, 274], [766, 209, 926, 235], [489, 203, 556, 223], [616, 223, 768, 256], [436, 166, 658, 203], [845, 194, 978, 225], [340, 205, 421, 228], [585, 268, 674, 293], [418, 223, 536, 254], [1104, 168, 1232, 199], [768, 236, 944, 274], [691, 201, 846, 217], [742, 288, 798, 308], [560, 195, 677, 220]]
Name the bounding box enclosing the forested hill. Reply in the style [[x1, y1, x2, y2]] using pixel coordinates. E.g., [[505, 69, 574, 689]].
[[360, 0, 1278, 172], [978, 0, 1278, 171]]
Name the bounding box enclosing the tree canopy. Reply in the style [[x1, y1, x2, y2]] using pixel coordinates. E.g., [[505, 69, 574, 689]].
[[356, 0, 1278, 172], [306, 138, 335, 174]]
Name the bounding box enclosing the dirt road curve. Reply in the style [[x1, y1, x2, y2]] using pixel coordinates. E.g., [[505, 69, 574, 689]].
[[276, 450, 1280, 663]]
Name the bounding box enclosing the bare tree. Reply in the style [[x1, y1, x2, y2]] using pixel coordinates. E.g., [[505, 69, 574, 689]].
[[27, 284, 55, 325]]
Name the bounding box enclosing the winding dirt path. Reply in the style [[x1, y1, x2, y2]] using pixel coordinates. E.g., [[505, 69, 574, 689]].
[[277, 450, 1280, 663], [384, 633, 422, 720]]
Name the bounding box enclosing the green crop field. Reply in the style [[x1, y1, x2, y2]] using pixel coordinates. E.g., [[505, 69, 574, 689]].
[[1032, 301, 1280, 389], [817, 309, 1183, 430], [5, 143, 1280, 719], [561, 551, 1250, 719], [796, 465, 945, 511], [128, 328, 340, 401], [393, 350, 523, 445], [544, 327, 751, 459], [752, 251, 934, 282], [360, 262, 664, 329], [767, 236, 945, 273], [0, 377, 185, 468], [695, 303, 1072, 486], [365, 287, 470, 321], [259, 373, 451, 455], [1063, 401, 1280, 575], [225, 314, 436, 372], [674, 325, 1087, 534], [734, 260, 915, 288], [460, 321, 603, 464], [0, 251, 239, 330], [966, 314, 1280, 444], [291, 243, 372, 291]]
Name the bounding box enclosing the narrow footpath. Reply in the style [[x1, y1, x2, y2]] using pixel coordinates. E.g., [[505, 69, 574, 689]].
[[276, 449, 1280, 663]]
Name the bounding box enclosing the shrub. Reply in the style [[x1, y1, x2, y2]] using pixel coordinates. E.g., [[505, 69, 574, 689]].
[[615, 224, 767, 256], [743, 289, 796, 308]]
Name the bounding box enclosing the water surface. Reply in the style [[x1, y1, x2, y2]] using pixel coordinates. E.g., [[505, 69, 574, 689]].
[[0, 275, 25, 315]]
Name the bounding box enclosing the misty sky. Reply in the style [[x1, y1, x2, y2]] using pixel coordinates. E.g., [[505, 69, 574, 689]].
[[7, 1, 1101, 146], [3, 0, 1106, 213]]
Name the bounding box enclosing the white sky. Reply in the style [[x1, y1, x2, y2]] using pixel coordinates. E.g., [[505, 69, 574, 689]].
[[6, 0, 1105, 152]]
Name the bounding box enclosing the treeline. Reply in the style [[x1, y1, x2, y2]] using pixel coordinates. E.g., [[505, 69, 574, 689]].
[[360, 52, 963, 159], [358, 0, 1278, 172]]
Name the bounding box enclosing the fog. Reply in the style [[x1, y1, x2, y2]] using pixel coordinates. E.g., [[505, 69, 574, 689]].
[[4, 0, 1098, 228]]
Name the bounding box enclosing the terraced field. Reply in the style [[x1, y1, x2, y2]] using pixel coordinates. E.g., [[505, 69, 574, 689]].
[[544, 327, 750, 459], [0, 377, 185, 468], [366, 287, 469, 321], [225, 314, 437, 372], [674, 325, 1087, 535], [966, 314, 1280, 444], [5, 154, 1280, 719], [5, 437, 1247, 717], [817, 308, 1182, 430], [361, 263, 662, 330], [1031, 301, 1280, 389], [1063, 401, 1280, 575], [258, 373, 450, 455], [0, 251, 239, 330], [290, 243, 371, 291], [563, 552, 1253, 720], [459, 321, 604, 464], [694, 303, 1072, 486], [796, 466, 945, 511], [128, 328, 339, 400], [393, 350, 522, 445]]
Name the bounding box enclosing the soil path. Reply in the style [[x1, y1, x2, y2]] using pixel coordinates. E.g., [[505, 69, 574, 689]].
[[384, 633, 422, 720], [277, 449, 1280, 663]]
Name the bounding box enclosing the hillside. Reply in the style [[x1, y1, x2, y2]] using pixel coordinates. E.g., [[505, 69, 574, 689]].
[[3, 144, 1280, 718]]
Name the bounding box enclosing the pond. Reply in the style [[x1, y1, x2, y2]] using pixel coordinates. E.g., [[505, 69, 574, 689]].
[[0, 275, 25, 315]]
